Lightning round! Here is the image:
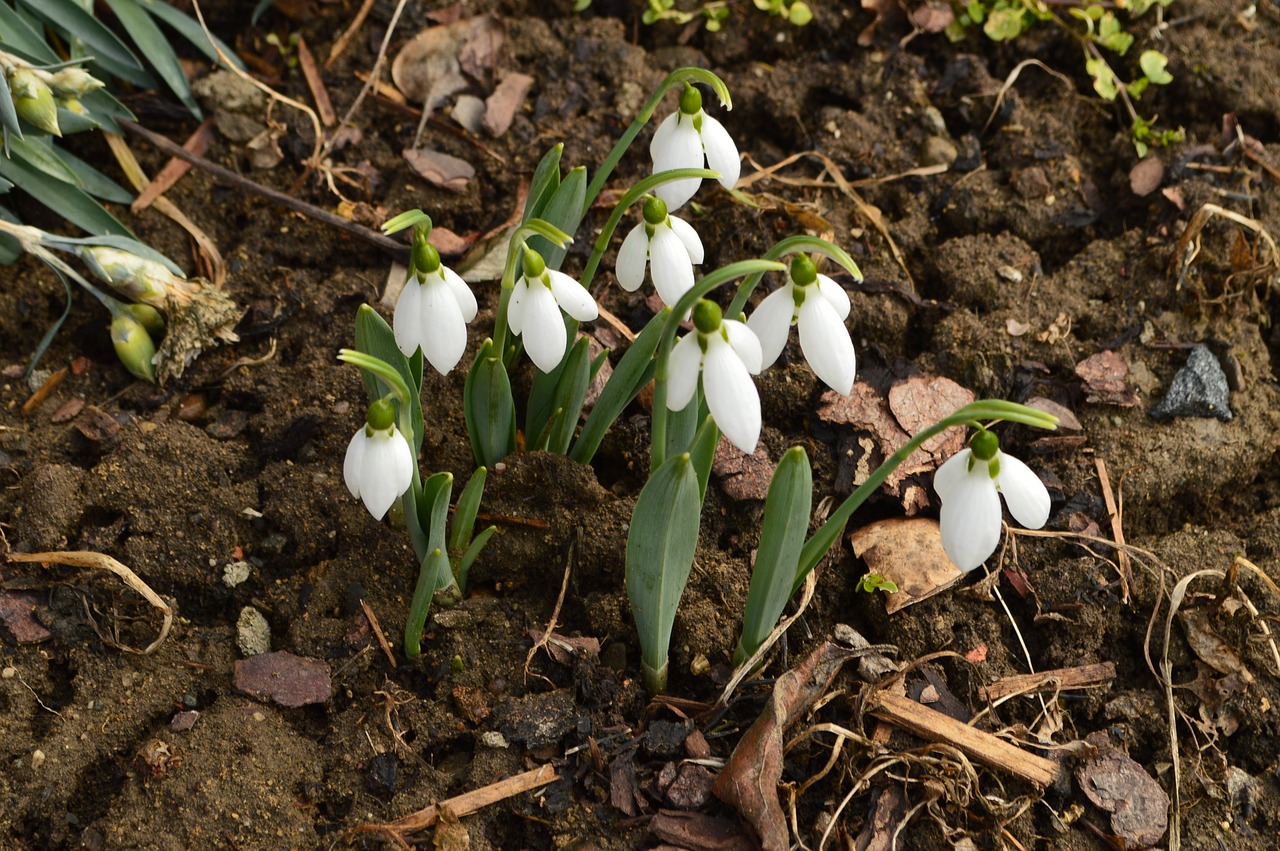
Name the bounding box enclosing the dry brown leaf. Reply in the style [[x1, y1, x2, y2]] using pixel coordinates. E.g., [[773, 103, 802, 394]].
[[391, 19, 479, 107], [1025, 396, 1082, 430], [483, 71, 533, 137], [887, 375, 973, 457], [1076, 735, 1169, 847], [849, 517, 964, 614], [1075, 350, 1138, 407], [404, 148, 475, 192], [1179, 607, 1254, 680], [910, 4, 954, 33]]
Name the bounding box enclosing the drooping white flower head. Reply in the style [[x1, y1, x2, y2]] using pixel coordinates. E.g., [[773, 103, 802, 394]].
[[344, 398, 415, 521], [934, 430, 1051, 572], [507, 246, 599, 373], [747, 254, 856, 395], [649, 84, 740, 211], [393, 231, 478, 375], [616, 195, 704, 307], [667, 300, 763, 454]]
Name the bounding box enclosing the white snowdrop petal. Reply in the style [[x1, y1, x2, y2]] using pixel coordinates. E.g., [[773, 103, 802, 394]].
[[816, 274, 851, 320], [521, 282, 568, 372], [616, 225, 649, 292], [420, 276, 468, 375], [698, 113, 741, 190], [344, 429, 367, 500], [939, 470, 1002, 572], [547, 270, 598, 322], [798, 295, 856, 395], [392, 280, 425, 357], [933, 448, 972, 502], [649, 226, 695, 307], [722, 319, 762, 374], [507, 279, 527, 335], [703, 337, 761, 453], [669, 215, 704, 264], [651, 114, 704, 209], [666, 333, 702, 412], [361, 431, 409, 520], [391, 428, 414, 496], [441, 266, 478, 322], [747, 287, 796, 370], [996, 452, 1051, 529]]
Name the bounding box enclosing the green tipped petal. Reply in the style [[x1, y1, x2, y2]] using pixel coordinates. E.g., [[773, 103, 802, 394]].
[[50, 67, 105, 97], [110, 313, 157, 382], [125, 302, 165, 335]]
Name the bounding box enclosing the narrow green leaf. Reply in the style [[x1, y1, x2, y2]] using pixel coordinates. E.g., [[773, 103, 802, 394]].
[[463, 339, 516, 467], [419, 471, 453, 554], [136, 0, 247, 70], [0, 3, 61, 62], [0, 152, 131, 236], [0, 72, 23, 141], [78, 88, 136, 136], [664, 395, 702, 463], [251, 0, 275, 26], [449, 467, 487, 556], [24, 257, 75, 371], [686, 415, 719, 501], [626, 452, 703, 692], [41, 232, 180, 273], [404, 547, 450, 657], [569, 313, 664, 464], [526, 340, 570, 443], [522, 143, 562, 224], [9, 136, 82, 187], [528, 165, 585, 270], [455, 525, 497, 591], [354, 304, 424, 452], [547, 335, 592, 455], [19, 0, 148, 77], [104, 0, 202, 117], [734, 447, 812, 664]]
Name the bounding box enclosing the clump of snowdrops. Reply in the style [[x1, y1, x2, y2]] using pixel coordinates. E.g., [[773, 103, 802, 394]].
[[341, 68, 1058, 691]]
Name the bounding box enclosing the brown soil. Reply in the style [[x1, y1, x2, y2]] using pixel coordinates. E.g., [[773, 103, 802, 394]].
[[3, 1, 1280, 848]]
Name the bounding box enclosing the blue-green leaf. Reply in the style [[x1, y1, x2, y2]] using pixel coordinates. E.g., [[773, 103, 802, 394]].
[[0, 152, 131, 236], [135, 0, 246, 70], [449, 467, 487, 556], [103, 0, 202, 117], [404, 547, 450, 657], [734, 446, 812, 665], [52, 146, 131, 203], [547, 335, 592, 455], [18, 0, 149, 79], [8, 136, 81, 187], [569, 312, 663, 464], [354, 304, 424, 452], [527, 165, 585, 270], [522, 143, 562, 224], [455, 525, 496, 591], [463, 339, 516, 467], [686, 414, 719, 501], [626, 451, 703, 693], [0, 2, 61, 62], [0, 71, 22, 141]]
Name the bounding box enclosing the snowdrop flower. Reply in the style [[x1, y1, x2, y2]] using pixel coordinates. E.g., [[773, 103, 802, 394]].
[[344, 398, 414, 521], [616, 195, 704, 307], [748, 254, 856, 395], [934, 430, 1051, 572], [650, 84, 740, 210], [394, 229, 477, 375], [508, 246, 599, 373], [668, 300, 763, 454]]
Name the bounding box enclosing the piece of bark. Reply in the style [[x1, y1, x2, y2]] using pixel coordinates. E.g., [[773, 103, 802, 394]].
[[483, 71, 533, 137], [233, 651, 332, 707], [404, 148, 475, 192], [979, 661, 1117, 702]]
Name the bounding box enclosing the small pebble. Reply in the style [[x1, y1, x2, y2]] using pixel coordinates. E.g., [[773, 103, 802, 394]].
[[236, 606, 272, 656], [223, 561, 252, 587], [481, 731, 510, 749], [1150, 344, 1233, 422], [31, 749, 45, 769], [365, 752, 399, 796], [1, 666, 15, 679]]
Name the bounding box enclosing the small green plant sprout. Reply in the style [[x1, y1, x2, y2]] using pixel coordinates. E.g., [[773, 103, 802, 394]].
[[855, 573, 899, 595], [946, 0, 1181, 156], [753, 0, 813, 27]]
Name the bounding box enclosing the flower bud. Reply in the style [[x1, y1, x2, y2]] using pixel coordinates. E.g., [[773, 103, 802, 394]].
[[125, 302, 166, 336], [49, 67, 104, 97], [110, 313, 157, 383], [9, 69, 60, 137], [83, 246, 174, 306]]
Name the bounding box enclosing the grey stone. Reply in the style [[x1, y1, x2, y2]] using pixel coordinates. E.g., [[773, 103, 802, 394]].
[[1150, 345, 1232, 422]]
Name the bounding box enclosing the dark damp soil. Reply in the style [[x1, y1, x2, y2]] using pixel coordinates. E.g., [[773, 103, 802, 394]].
[[4, 1, 1280, 848]]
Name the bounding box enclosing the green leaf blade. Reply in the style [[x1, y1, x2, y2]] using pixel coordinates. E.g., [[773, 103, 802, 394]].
[[103, 0, 203, 117]]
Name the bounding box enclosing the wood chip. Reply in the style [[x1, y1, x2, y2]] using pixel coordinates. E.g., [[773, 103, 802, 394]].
[[483, 71, 533, 137], [404, 148, 475, 192]]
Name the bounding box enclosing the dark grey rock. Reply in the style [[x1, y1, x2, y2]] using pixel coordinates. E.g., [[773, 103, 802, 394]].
[[1150, 345, 1232, 422]]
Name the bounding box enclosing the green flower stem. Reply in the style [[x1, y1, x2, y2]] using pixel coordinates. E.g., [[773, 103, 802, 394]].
[[792, 401, 1058, 594], [337, 349, 413, 410], [726, 235, 863, 320], [650, 259, 786, 472], [579, 167, 719, 290], [581, 67, 731, 213], [490, 219, 573, 358]]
